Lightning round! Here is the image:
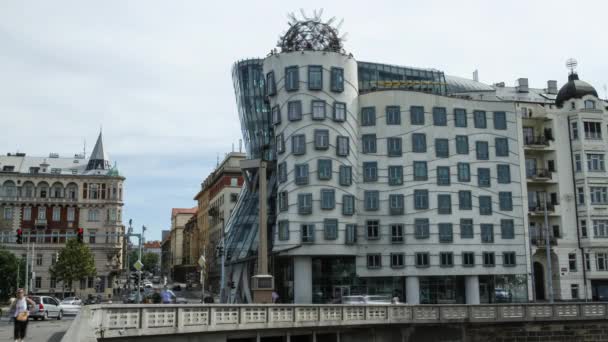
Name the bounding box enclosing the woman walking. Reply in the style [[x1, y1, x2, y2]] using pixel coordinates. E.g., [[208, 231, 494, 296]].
[[10, 288, 34, 342]]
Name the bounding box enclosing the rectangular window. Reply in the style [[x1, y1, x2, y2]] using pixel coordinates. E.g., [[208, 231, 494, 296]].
[[584, 121, 602, 139], [35, 277, 41, 289], [437, 194, 452, 214], [585, 253, 591, 271], [52, 207, 61, 221], [463, 252, 475, 267], [499, 192, 513, 211], [593, 220, 608, 238], [460, 219, 474, 238], [481, 224, 494, 243], [342, 195, 355, 216], [386, 106, 401, 125], [318, 159, 332, 180], [295, 163, 309, 185], [410, 106, 425, 125], [266, 71, 276, 96], [497, 164, 511, 184], [311, 100, 326, 120], [474, 110, 487, 128], [366, 220, 380, 240], [36, 253, 43, 266], [276, 134, 285, 154], [314, 129, 329, 150], [387, 137, 402, 157], [4, 207, 13, 220], [363, 162, 378, 182], [483, 252, 496, 267], [456, 135, 469, 154], [415, 252, 430, 268], [278, 162, 287, 184], [454, 108, 467, 127], [298, 193, 313, 215], [391, 253, 405, 268], [495, 138, 509, 157], [87, 209, 96, 222], [285, 66, 299, 91], [479, 196, 492, 215], [433, 107, 447, 126], [435, 139, 449, 158], [503, 252, 516, 267], [437, 166, 450, 186], [339, 165, 352, 186], [458, 163, 470, 182], [272, 105, 281, 125], [362, 134, 377, 154], [391, 224, 404, 243], [412, 133, 426, 153], [440, 252, 454, 267], [571, 284, 580, 300], [364, 191, 379, 211], [587, 154, 605, 171], [367, 254, 382, 269], [288, 100, 302, 121], [345, 224, 357, 245], [478, 168, 491, 187], [278, 221, 290, 241], [476, 141, 489, 160], [413, 161, 428, 181], [308, 65, 323, 90], [301, 224, 315, 243], [330, 67, 344, 92], [389, 194, 405, 215], [493, 111, 507, 130], [415, 219, 430, 239], [581, 220, 588, 238], [569, 253, 577, 272], [320, 189, 335, 210], [598, 253, 608, 271], [324, 219, 338, 240], [292, 134, 306, 155], [333, 102, 347, 122], [23, 207, 32, 221], [439, 223, 453, 242], [361, 107, 376, 126], [414, 190, 429, 210], [388, 166, 403, 185], [571, 122, 578, 140], [501, 219, 515, 239], [89, 231, 96, 244], [575, 154, 582, 172], [336, 136, 349, 156], [278, 191, 288, 212], [590, 187, 608, 204], [459, 191, 472, 210], [578, 187, 585, 204]]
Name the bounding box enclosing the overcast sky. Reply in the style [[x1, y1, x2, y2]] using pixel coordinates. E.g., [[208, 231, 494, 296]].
[[1, 0, 606, 241]]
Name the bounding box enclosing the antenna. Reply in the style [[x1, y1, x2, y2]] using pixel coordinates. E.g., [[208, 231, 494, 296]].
[[83, 139, 86, 159], [232, 143, 235, 152], [566, 58, 578, 75]]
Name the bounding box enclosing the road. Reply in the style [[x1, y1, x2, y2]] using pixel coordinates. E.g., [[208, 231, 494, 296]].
[[0, 316, 74, 342]]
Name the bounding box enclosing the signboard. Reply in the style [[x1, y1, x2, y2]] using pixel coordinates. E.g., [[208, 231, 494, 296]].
[[133, 260, 143, 271]]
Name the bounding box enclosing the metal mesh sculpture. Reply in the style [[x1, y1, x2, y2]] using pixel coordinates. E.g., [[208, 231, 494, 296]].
[[278, 9, 346, 54]]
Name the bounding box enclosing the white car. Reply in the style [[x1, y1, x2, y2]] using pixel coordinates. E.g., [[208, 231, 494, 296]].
[[59, 302, 82, 315], [61, 296, 82, 305]]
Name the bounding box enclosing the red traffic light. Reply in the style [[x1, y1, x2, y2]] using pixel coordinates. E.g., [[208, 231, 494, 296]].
[[16, 229, 23, 244]]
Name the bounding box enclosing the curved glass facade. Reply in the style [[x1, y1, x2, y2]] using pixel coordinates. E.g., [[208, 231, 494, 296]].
[[358, 61, 447, 95]]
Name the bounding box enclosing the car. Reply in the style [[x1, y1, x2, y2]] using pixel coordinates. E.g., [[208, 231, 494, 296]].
[[152, 276, 161, 284], [29, 296, 63, 320], [59, 302, 82, 316], [61, 296, 82, 305]]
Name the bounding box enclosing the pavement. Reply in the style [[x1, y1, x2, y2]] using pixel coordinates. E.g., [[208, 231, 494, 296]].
[[0, 315, 75, 342]]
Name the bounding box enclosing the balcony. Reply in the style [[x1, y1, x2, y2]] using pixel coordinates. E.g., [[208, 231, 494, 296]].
[[526, 169, 554, 182], [0, 196, 78, 204], [35, 219, 48, 228], [524, 135, 551, 147], [528, 203, 557, 215]]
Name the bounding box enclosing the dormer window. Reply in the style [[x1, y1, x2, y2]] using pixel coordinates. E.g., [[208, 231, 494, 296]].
[[29, 167, 40, 174], [585, 100, 596, 109], [571, 102, 576, 110]]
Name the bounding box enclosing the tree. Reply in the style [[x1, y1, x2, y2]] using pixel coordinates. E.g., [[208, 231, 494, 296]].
[[49, 238, 96, 294], [0, 248, 25, 301], [141, 253, 159, 274]]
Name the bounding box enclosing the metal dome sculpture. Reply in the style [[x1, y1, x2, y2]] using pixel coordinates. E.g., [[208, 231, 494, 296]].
[[278, 9, 347, 54]]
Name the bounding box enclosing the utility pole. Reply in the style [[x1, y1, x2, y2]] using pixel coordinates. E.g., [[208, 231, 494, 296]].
[[544, 192, 554, 303], [220, 218, 226, 303]]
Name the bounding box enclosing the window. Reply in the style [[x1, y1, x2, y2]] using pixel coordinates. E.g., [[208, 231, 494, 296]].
[[460, 219, 474, 238], [51, 253, 57, 265], [88, 209, 98, 222], [298, 193, 312, 215], [311, 100, 326, 120], [503, 252, 516, 267], [388, 166, 403, 185], [493, 111, 507, 130], [440, 252, 454, 267], [342, 195, 355, 216], [477, 168, 491, 187], [366, 220, 380, 239], [3, 207, 13, 220], [295, 163, 309, 185], [437, 166, 450, 185], [285, 66, 299, 91], [362, 134, 377, 153], [330, 67, 344, 92], [364, 191, 379, 211], [391, 253, 405, 268], [415, 219, 430, 239], [458, 163, 470, 182], [363, 162, 378, 182], [459, 191, 472, 210], [499, 192, 513, 211], [266, 71, 276, 96], [439, 223, 453, 242], [386, 106, 401, 125], [501, 219, 515, 239], [590, 187, 608, 204], [361, 107, 376, 126], [581, 220, 588, 238], [308, 65, 323, 90], [598, 253, 608, 271], [479, 196, 492, 215], [456, 135, 469, 154], [278, 191, 288, 212], [318, 159, 332, 180], [367, 254, 382, 269], [474, 110, 487, 128], [415, 252, 430, 267], [36, 253, 43, 266], [288, 100, 302, 121], [387, 137, 402, 157], [413, 161, 428, 181], [301, 224, 315, 243], [336, 136, 349, 156], [433, 107, 447, 126], [585, 253, 591, 271], [339, 166, 352, 186], [52, 207, 60, 221], [23, 207, 32, 221], [410, 106, 425, 125], [463, 252, 475, 267], [278, 162, 287, 184], [587, 154, 605, 171], [292, 134, 306, 155], [495, 138, 509, 157], [585, 100, 596, 109], [35, 277, 41, 289], [89, 230, 96, 244], [578, 187, 585, 204], [391, 224, 404, 243], [575, 154, 582, 172], [414, 190, 429, 210], [476, 141, 489, 160], [593, 220, 608, 238], [276, 134, 285, 154], [454, 108, 467, 127], [412, 133, 427, 153], [497, 165, 511, 184], [571, 284, 580, 300], [278, 221, 290, 241], [483, 252, 495, 267], [314, 129, 329, 150], [345, 224, 357, 245], [569, 253, 577, 272], [584, 121, 602, 139], [389, 194, 404, 215], [320, 189, 335, 210], [435, 139, 449, 158], [571, 122, 578, 140], [481, 224, 494, 242], [333, 102, 347, 122], [437, 194, 452, 214], [324, 219, 338, 240]]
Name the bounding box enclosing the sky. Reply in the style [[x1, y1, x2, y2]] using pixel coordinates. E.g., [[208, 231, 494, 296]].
[[1, 0, 607, 241]]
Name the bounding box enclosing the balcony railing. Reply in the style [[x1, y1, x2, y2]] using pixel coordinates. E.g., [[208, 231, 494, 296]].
[[524, 135, 551, 146], [35, 219, 47, 227], [526, 169, 552, 180], [0, 196, 78, 204], [528, 203, 556, 214]]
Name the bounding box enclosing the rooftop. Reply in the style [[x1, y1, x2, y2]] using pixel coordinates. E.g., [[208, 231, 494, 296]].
[[171, 207, 197, 217]]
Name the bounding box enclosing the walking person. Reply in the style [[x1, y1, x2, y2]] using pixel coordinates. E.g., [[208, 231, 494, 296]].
[[10, 288, 35, 342]]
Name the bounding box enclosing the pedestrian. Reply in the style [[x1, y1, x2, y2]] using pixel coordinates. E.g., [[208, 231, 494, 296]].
[[161, 287, 173, 304], [10, 288, 35, 342], [271, 291, 279, 304]]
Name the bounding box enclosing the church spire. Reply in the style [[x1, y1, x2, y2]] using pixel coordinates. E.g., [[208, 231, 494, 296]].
[[86, 131, 110, 171]]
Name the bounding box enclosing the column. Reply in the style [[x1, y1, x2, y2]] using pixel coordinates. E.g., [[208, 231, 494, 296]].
[[406, 276, 420, 304], [465, 275, 480, 304], [294, 256, 312, 304]]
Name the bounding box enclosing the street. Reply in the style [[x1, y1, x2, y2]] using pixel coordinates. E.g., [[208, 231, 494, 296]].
[[0, 316, 74, 342]]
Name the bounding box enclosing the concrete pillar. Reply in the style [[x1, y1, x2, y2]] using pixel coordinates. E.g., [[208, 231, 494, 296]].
[[294, 256, 312, 304], [465, 275, 480, 304], [406, 276, 420, 304]]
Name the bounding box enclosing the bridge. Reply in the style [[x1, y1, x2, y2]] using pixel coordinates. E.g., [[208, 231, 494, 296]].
[[62, 303, 608, 341]]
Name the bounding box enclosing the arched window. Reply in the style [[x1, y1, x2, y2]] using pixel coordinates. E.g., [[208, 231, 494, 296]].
[[90, 184, 99, 199], [22, 182, 35, 198], [37, 182, 49, 198], [51, 182, 64, 198], [66, 183, 78, 200], [585, 100, 596, 109], [2, 181, 16, 197]]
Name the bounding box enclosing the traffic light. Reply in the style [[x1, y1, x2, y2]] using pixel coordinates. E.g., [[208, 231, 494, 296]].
[[77, 228, 84, 243], [16, 229, 22, 244]]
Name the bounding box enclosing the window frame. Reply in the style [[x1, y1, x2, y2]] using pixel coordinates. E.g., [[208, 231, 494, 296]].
[[287, 100, 303, 121], [330, 67, 344, 92], [311, 100, 327, 120], [308, 65, 323, 90], [285, 66, 299, 92]]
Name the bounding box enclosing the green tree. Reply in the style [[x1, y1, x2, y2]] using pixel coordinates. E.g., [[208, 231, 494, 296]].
[[0, 248, 26, 300], [49, 239, 96, 293], [141, 253, 159, 274]]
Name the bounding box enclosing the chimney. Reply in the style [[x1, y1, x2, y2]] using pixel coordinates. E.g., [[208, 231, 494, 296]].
[[516, 78, 529, 93], [473, 70, 479, 82], [547, 80, 558, 94]]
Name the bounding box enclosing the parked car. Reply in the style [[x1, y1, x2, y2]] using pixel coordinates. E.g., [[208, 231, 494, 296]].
[[59, 302, 82, 316], [29, 296, 63, 320], [61, 296, 82, 305], [341, 295, 391, 305], [152, 276, 161, 284]]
